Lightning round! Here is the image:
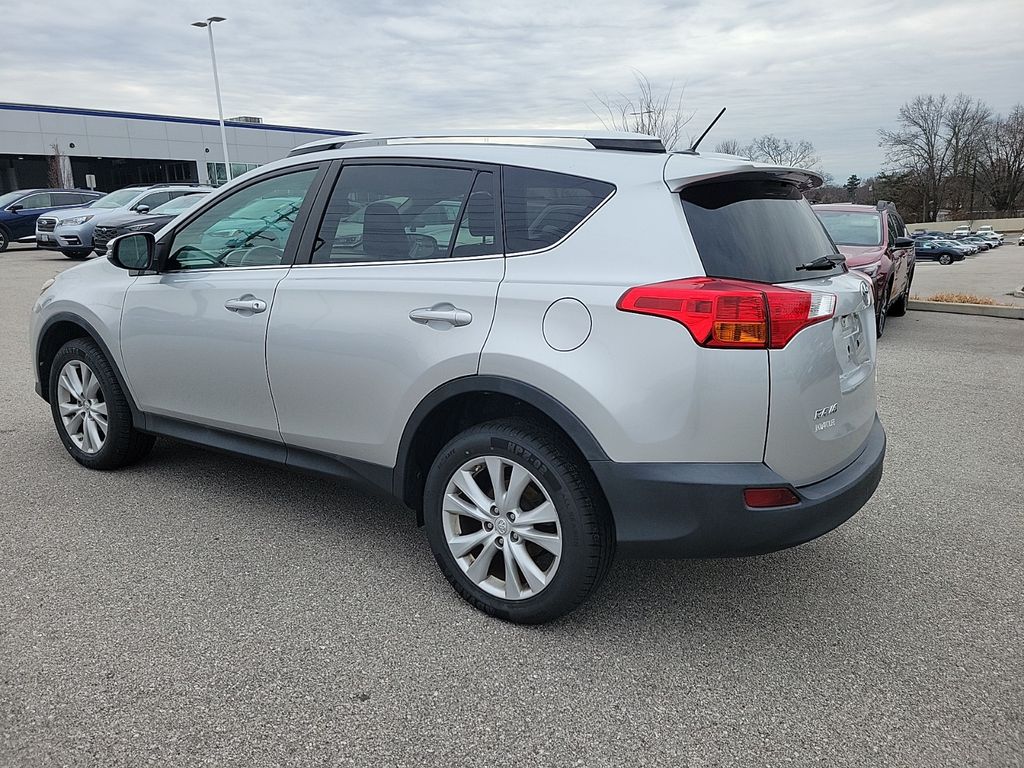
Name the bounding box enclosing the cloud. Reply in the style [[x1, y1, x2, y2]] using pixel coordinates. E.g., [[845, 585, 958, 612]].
[[1, 0, 1022, 178]]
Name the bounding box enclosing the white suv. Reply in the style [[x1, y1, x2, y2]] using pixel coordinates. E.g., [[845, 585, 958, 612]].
[[30, 131, 886, 623]]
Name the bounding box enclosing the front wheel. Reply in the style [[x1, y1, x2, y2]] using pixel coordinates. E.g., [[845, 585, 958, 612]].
[[49, 338, 155, 470], [875, 282, 890, 338], [0, 227, 9, 252], [424, 419, 614, 624], [938, 253, 953, 265]]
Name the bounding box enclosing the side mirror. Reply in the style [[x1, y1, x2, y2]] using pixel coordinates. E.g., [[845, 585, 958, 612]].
[[108, 232, 155, 271], [894, 236, 914, 248], [134, 204, 150, 214], [8, 204, 23, 213]]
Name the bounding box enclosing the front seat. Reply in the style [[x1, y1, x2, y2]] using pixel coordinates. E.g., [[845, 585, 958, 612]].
[[452, 191, 496, 257], [362, 201, 409, 260]]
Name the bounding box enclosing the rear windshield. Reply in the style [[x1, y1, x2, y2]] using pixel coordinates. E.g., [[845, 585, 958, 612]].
[[815, 210, 882, 247], [681, 179, 845, 283]]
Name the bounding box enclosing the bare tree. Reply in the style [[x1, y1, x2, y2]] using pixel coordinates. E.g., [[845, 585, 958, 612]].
[[591, 71, 694, 150], [879, 95, 950, 221], [47, 143, 65, 189], [713, 138, 745, 155], [980, 105, 1024, 215], [743, 135, 821, 169], [879, 93, 993, 220], [942, 94, 991, 213]]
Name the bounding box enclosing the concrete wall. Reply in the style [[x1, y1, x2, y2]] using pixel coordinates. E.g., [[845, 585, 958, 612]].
[[906, 217, 1024, 234]]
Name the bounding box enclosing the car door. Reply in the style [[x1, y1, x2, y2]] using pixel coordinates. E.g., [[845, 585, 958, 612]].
[[7, 192, 51, 238], [885, 213, 907, 295], [119, 164, 326, 441], [266, 160, 504, 469]]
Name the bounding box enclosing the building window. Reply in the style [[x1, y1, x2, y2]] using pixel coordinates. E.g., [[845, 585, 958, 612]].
[[206, 162, 261, 187]]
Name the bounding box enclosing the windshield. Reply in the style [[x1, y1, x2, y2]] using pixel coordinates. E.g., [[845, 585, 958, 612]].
[[815, 210, 882, 247], [681, 179, 844, 283], [0, 191, 29, 208], [150, 194, 208, 215], [91, 188, 144, 209]]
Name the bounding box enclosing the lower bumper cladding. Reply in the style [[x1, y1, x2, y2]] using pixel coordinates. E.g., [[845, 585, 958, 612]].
[[591, 416, 886, 558]]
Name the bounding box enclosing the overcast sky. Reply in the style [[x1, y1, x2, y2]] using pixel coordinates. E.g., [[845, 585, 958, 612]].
[[3, 0, 1022, 179]]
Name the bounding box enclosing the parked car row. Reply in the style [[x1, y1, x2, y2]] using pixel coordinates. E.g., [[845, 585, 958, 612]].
[[914, 227, 1006, 248], [34, 183, 214, 259]]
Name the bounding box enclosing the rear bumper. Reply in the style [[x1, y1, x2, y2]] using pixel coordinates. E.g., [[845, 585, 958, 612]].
[[591, 415, 886, 558]]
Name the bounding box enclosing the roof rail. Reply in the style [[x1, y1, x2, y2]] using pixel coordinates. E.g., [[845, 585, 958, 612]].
[[147, 182, 209, 188], [288, 130, 666, 157]]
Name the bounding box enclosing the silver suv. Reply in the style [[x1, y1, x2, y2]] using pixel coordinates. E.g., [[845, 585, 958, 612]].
[[35, 183, 213, 260], [30, 131, 886, 623]]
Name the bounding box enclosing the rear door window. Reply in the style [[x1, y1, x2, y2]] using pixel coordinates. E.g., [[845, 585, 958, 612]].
[[18, 193, 51, 209], [310, 163, 477, 264], [502, 167, 614, 253], [681, 178, 844, 283]]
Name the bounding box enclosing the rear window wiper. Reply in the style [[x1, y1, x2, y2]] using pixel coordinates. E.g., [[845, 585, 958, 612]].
[[796, 255, 845, 271]]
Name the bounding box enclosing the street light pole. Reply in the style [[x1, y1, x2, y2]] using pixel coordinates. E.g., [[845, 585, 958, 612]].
[[192, 16, 232, 185]]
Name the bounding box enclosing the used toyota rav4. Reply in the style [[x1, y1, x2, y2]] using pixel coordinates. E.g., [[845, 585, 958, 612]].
[[31, 131, 885, 623]]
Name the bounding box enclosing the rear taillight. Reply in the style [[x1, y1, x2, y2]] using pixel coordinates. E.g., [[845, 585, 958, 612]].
[[616, 277, 835, 350]]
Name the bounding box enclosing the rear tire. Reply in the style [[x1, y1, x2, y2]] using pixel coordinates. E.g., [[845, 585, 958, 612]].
[[888, 271, 911, 317], [423, 418, 614, 624], [49, 338, 155, 470]]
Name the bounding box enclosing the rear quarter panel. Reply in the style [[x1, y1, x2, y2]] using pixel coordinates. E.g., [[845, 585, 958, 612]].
[[481, 179, 770, 463]]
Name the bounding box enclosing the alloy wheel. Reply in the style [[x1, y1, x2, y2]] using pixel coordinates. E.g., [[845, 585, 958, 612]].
[[56, 360, 108, 454], [442, 456, 562, 601]]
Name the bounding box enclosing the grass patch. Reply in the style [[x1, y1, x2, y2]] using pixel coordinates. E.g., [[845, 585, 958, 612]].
[[919, 292, 999, 305]]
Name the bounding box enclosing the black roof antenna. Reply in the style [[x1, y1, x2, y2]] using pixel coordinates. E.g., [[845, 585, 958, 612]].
[[679, 107, 726, 155]]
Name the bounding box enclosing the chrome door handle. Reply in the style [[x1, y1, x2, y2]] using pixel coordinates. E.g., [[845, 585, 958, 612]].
[[409, 303, 473, 328], [224, 295, 268, 314]]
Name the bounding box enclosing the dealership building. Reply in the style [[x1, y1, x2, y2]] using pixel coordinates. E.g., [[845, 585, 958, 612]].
[[0, 102, 355, 194]]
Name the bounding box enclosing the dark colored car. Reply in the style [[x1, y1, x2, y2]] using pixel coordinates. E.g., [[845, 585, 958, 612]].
[[0, 188, 103, 251], [814, 201, 915, 337], [915, 240, 965, 265], [92, 193, 210, 255]]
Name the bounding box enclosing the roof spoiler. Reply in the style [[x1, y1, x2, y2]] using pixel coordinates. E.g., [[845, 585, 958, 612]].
[[664, 156, 824, 193]]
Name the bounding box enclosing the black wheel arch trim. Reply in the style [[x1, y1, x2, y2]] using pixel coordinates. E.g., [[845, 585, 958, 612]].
[[35, 312, 144, 429], [393, 375, 611, 503]]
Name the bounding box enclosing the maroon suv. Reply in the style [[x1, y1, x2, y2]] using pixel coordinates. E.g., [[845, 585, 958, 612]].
[[814, 201, 915, 337]]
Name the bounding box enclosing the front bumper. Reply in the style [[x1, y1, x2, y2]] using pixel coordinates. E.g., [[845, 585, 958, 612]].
[[591, 416, 886, 558]]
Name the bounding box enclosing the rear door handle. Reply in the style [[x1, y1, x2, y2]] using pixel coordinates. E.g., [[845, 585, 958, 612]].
[[409, 303, 472, 328], [224, 295, 268, 314]]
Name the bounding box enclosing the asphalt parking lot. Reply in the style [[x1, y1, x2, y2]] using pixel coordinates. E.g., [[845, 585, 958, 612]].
[[911, 236, 1024, 307], [2, 246, 1022, 767]]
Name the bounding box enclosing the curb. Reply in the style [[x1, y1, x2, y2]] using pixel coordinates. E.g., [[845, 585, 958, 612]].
[[908, 299, 1024, 320]]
